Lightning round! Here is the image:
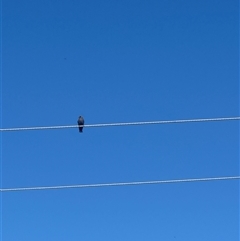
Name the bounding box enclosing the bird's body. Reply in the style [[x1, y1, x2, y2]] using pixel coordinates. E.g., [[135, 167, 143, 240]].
[[77, 116, 84, 133]]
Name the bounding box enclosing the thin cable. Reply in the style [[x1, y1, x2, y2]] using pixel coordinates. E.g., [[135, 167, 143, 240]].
[[0, 176, 239, 192], [0, 116, 240, 132]]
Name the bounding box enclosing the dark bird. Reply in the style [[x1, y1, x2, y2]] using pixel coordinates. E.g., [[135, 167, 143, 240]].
[[77, 116, 84, 133]]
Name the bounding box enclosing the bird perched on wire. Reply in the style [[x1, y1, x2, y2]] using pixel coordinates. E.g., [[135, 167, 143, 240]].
[[77, 116, 84, 133]]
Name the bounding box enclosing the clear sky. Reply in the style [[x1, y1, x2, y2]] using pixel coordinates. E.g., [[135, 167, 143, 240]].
[[1, 0, 239, 240]]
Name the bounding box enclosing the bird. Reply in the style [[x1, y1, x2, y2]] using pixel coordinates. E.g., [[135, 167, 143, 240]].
[[77, 116, 84, 133]]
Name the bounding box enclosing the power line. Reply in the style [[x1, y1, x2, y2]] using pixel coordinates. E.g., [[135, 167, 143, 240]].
[[0, 116, 240, 132], [1, 176, 239, 192]]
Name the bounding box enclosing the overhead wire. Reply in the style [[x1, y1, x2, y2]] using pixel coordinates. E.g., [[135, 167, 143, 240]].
[[0, 116, 240, 132], [0, 176, 239, 192]]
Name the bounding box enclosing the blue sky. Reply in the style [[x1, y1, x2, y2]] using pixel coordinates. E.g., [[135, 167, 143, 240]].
[[1, 0, 239, 240]]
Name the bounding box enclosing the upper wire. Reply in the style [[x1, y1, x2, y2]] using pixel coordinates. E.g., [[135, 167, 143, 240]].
[[0, 116, 240, 132]]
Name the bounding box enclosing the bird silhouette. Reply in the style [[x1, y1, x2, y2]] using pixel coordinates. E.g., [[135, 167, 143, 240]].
[[77, 116, 84, 133]]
